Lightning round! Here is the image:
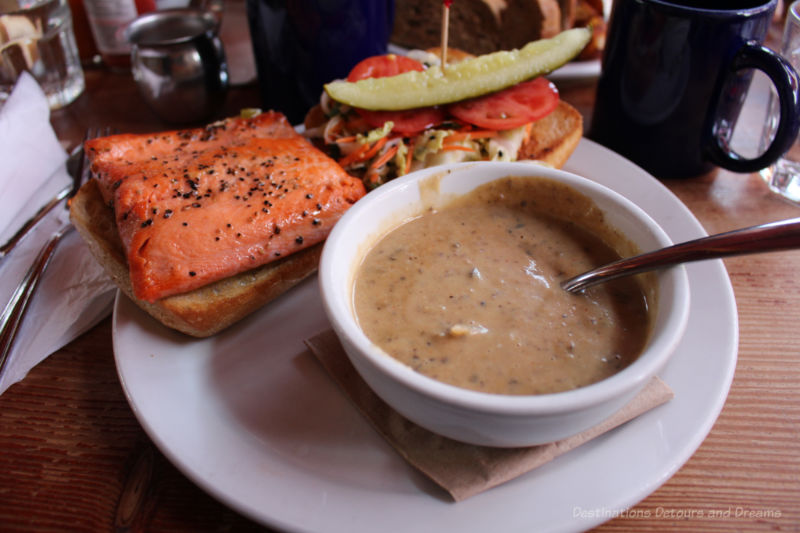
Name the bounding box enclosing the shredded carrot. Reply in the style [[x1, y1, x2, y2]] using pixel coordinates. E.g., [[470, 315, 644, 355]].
[[338, 142, 371, 167], [522, 122, 533, 145], [363, 136, 389, 160], [370, 144, 399, 170], [338, 136, 389, 167], [440, 144, 475, 152], [361, 144, 401, 189], [405, 138, 415, 174], [334, 135, 358, 144], [470, 129, 499, 139], [364, 170, 382, 189], [444, 130, 498, 143]]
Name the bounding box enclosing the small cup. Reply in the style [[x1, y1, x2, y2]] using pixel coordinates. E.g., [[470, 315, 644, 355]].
[[127, 8, 229, 124], [760, 0, 800, 204], [0, 0, 85, 109], [246, 0, 395, 125], [589, 0, 800, 179]]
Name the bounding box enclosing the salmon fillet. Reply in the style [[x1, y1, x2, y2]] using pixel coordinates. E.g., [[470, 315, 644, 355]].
[[85, 111, 366, 303]]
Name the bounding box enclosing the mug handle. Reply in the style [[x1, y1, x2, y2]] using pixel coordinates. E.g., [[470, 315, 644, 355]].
[[706, 41, 800, 173]]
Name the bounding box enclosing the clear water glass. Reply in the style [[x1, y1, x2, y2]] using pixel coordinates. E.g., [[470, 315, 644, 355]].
[[0, 0, 85, 109], [760, 0, 800, 204]]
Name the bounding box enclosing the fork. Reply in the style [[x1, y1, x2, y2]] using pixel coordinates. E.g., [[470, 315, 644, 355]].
[[0, 127, 108, 378], [0, 176, 73, 262]]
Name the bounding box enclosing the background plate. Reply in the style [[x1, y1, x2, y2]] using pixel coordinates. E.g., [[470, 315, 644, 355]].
[[386, 42, 601, 83], [548, 58, 601, 82], [113, 139, 738, 533]]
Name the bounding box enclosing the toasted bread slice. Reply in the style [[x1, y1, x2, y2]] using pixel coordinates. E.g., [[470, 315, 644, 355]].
[[392, 0, 562, 55], [557, 0, 577, 30], [69, 179, 322, 338], [518, 100, 583, 168], [575, 0, 606, 60]]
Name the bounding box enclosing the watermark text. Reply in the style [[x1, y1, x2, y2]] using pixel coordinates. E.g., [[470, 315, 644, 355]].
[[573, 506, 782, 521]]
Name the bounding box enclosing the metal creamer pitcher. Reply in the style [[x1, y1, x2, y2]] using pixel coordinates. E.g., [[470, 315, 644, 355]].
[[127, 8, 228, 124]]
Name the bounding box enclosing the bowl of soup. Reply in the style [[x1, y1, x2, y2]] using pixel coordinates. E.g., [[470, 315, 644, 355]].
[[319, 161, 690, 447]]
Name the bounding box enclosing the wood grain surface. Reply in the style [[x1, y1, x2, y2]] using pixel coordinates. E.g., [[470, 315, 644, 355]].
[[1, 5, 799, 530]]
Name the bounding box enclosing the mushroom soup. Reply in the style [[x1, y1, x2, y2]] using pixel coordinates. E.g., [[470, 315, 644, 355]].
[[353, 176, 655, 395]]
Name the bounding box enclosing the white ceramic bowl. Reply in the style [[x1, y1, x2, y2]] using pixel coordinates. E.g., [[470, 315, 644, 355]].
[[319, 161, 690, 447]]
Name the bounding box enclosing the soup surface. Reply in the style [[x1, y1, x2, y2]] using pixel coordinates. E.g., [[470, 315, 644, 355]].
[[353, 176, 654, 395]]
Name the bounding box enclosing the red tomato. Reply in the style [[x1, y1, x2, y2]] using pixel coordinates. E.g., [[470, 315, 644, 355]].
[[346, 55, 444, 135], [347, 54, 425, 82], [448, 78, 559, 130], [358, 107, 447, 134]]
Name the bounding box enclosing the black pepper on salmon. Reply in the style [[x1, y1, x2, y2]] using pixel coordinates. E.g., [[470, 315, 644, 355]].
[[85, 111, 366, 302]]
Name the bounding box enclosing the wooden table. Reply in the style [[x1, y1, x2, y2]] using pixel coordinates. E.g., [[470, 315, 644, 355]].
[[1, 20, 799, 533]]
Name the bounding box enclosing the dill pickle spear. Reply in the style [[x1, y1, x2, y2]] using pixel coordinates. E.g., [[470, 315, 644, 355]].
[[324, 28, 592, 111]]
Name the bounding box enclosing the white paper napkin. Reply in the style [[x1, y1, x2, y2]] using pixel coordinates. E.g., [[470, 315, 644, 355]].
[[0, 72, 116, 395]]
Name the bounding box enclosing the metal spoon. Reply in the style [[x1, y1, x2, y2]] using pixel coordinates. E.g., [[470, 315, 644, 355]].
[[561, 217, 800, 293]]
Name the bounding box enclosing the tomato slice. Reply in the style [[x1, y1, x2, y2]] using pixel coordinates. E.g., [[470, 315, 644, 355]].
[[447, 78, 559, 130], [347, 54, 425, 82], [358, 107, 447, 135], [346, 55, 444, 135]]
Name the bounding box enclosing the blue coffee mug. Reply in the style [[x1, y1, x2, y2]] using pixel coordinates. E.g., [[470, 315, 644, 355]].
[[589, 0, 800, 179], [247, 0, 394, 125]]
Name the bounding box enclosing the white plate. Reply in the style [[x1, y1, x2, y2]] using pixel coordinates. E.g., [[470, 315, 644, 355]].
[[548, 58, 601, 82], [113, 139, 738, 533]]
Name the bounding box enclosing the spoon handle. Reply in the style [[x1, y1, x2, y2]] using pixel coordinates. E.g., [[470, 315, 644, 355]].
[[561, 217, 800, 293]]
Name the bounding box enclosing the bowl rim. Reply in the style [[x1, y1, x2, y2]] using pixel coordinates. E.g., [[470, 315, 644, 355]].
[[319, 161, 690, 416]]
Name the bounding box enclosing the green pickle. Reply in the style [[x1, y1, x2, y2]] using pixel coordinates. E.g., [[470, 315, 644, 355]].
[[324, 28, 592, 111]]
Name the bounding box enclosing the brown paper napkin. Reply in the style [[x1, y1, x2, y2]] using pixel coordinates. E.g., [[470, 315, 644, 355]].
[[305, 329, 673, 501]]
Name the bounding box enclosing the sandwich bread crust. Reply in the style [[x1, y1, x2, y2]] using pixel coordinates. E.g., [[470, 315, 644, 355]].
[[518, 100, 583, 168]]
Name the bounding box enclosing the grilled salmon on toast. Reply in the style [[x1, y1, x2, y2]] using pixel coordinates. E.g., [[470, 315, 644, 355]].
[[71, 111, 365, 337]]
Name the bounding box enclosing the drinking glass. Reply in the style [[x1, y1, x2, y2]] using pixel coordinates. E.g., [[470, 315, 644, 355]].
[[760, 0, 800, 204], [0, 0, 85, 109], [246, 0, 394, 125]]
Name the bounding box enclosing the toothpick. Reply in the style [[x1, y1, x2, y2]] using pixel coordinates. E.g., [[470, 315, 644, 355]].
[[441, 1, 452, 73]]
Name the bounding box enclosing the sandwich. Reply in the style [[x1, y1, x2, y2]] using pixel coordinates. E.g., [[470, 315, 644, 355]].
[[70, 111, 366, 337], [303, 31, 588, 189], [71, 29, 590, 338]]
